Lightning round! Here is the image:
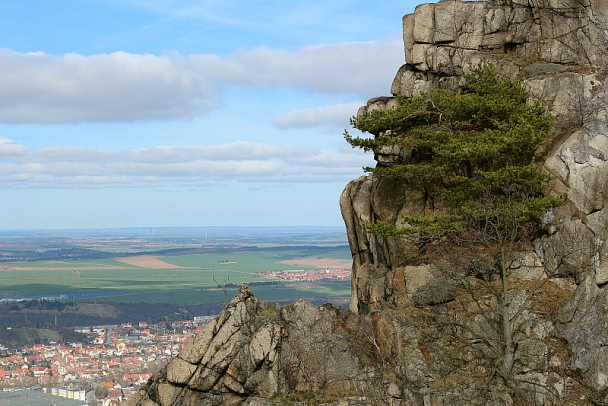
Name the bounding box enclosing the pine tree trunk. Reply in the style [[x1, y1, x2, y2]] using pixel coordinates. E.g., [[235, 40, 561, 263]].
[[500, 254, 514, 380]]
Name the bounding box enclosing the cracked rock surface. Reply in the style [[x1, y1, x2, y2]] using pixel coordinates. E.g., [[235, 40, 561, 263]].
[[127, 286, 403, 405]]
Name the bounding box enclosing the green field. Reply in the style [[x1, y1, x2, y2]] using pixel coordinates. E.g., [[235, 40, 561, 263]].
[[0, 246, 352, 304], [81, 281, 352, 305]]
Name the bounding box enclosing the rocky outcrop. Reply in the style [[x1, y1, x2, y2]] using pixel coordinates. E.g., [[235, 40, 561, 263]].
[[345, 0, 608, 315], [131, 1, 608, 404], [393, 0, 608, 98], [127, 285, 404, 405]]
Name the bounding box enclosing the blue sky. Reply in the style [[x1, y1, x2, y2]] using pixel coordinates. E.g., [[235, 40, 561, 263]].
[[0, 0, 423, 229]]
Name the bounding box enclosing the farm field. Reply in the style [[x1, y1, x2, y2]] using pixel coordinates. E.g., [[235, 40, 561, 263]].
[[0, 227, 353, 305]]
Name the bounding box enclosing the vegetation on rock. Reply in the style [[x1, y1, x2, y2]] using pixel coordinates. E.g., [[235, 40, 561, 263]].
[[345, 63, 572, 403], [345, 63, 563, 235]]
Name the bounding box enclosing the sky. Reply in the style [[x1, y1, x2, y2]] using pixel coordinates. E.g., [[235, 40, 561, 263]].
[[0, 0, 424, 229]]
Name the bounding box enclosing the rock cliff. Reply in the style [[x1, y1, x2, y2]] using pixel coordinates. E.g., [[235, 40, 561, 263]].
[[342, 0, 608, 399], [344, 0, 608, 315], [126, 285, 407, 405], [129, 1, 608, 404]]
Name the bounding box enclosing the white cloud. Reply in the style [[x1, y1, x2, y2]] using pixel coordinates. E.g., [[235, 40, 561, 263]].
[[0, 50, 218, 123], [124, 142, 306, 163], [205, 41, 402, 95], [274, 102, 362, 129], [32, 146, 115, 163], [0, 140, 374, 188], [0, 138, 27, 157], [0, 40, 402, 124]]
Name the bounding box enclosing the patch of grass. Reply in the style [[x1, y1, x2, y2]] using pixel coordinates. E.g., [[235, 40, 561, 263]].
[[512, 278, 573, 317]]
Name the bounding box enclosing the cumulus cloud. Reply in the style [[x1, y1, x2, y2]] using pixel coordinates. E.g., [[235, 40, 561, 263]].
[[0, 138, 28, 157], [0, 40, 402, 123], [0, 139, 374, 188], [0, 50, 218, 123], [273, 102, 362, 129]]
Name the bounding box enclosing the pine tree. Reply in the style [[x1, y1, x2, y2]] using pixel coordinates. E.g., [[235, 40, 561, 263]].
[[345, 63, 561, 236]]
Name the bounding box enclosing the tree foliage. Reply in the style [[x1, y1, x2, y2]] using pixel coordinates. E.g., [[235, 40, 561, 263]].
[[345, 63, 564, 242]]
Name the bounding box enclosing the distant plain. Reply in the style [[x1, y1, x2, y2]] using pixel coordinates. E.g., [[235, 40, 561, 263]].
[[0, 227, 352, 305]]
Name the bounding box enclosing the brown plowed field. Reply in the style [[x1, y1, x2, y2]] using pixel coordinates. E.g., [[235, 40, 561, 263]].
[[113, 255, 184, 269], [14, 266, 130, 271]]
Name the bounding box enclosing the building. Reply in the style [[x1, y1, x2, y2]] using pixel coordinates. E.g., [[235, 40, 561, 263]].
[[0, 388, 87, 406]]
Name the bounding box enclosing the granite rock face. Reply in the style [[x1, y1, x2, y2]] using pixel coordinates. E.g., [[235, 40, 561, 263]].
[[127, 286, 403, 405], [340, 0, 608, 312], [131, 1, 608, 404]]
